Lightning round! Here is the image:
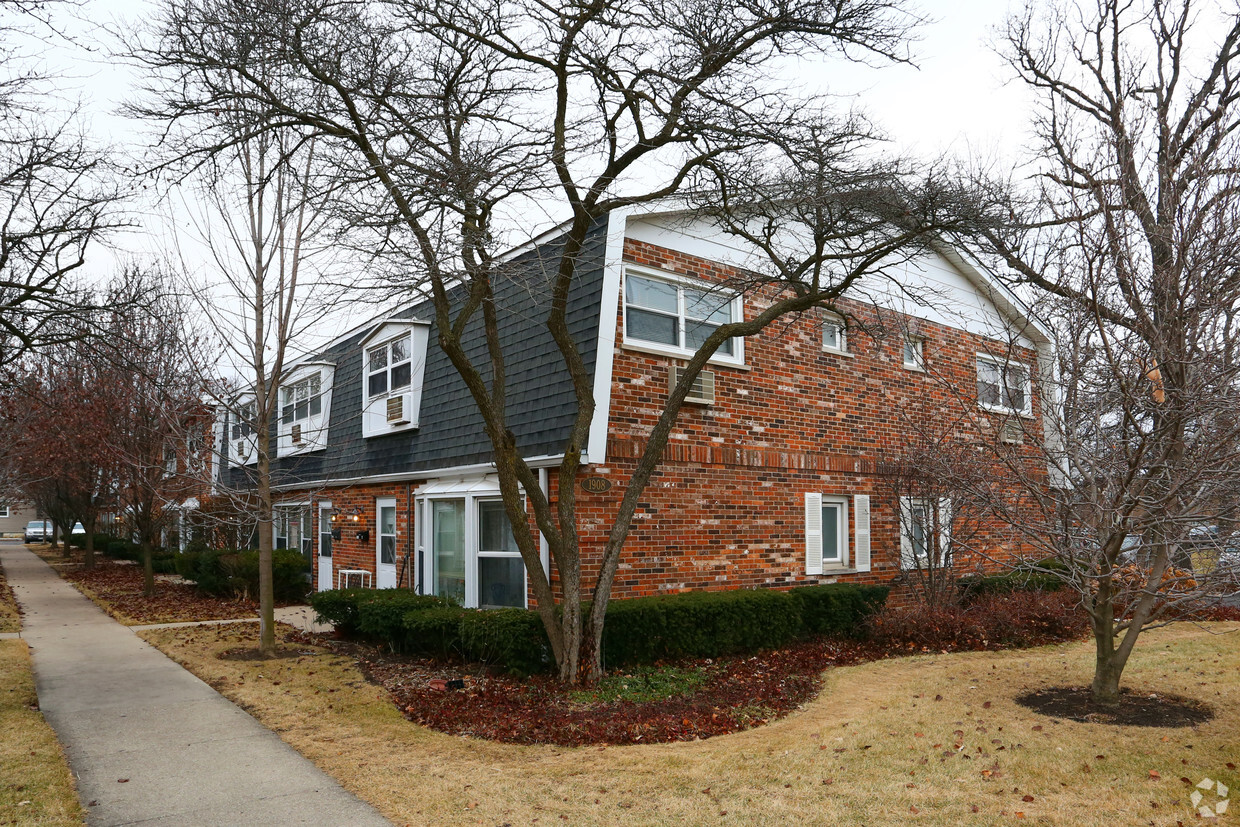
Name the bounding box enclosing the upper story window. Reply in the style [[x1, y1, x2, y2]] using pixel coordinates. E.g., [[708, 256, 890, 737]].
[[277, 364, 334, 456], [822, 313, 848, 354], [977, 355, 1031, 415], [230, 400, 255, 439], [902, 335, 925, 371], [359, 319, 430, 439], [368, 335, 412, 398], [623, 270, 742, 362], [281, 374, 322, 424]]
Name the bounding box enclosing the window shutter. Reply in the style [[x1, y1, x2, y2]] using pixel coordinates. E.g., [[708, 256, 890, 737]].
[[899, 496, 916, 570], [804, 492, 823, 575], [853, 494, 871, 572]]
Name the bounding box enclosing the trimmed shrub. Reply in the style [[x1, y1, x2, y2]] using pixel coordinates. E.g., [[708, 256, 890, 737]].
[[458, 608, 550, 676], [957, 570, 1065, 602], [309, 588, 373, 633], [105, 540, 139, 562], [789, 584, 889, 638], [179, 548, 310, 602], [601, 588, 802, 667], [356, 591, 452, 649], [403, 606, 468, 659]]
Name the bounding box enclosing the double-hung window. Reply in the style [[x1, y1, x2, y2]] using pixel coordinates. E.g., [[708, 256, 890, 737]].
[[624, 271, 741, 360], [822, 314, 848, 354], [281, 374, 322, 424], [900, 497, 951, 570], [903, 336, 925, 370], [230, 401, 255, 439], [977, 356, 1031, 415], [367, 334, 412, 398]]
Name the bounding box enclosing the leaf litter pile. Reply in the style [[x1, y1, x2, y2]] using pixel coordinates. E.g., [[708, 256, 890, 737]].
[[54, 557, 259, 624], [338, 637, 878, 746]]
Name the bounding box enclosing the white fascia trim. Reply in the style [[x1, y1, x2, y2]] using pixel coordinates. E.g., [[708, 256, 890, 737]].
[[585, 207, 630, 466], [934, 243, 1053, 346], [269, 453, 567, 492]]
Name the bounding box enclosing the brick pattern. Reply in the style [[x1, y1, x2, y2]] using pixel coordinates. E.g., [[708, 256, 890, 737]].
[[272, 236, 1044, 607]]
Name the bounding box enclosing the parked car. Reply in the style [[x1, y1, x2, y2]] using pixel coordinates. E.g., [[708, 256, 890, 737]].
[[71, 522, 85, 534], [23, 520, 52, 543]]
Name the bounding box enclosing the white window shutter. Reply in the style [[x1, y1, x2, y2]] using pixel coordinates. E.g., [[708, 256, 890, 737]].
[[853, 494, 871, 572], [805, 492, 823, 575], [899, 496, 916, 570]]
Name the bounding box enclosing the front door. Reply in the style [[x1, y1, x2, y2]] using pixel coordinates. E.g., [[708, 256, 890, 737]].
[[318, 503, 333, 591], [376, 498, 397, 588], [432, 499, 466, 604]]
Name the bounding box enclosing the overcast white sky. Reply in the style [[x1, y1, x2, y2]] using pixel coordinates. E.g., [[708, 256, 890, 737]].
[[28, 0, 1035, 359]]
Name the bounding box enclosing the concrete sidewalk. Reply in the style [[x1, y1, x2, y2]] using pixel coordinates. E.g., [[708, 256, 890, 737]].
[[0, 545, 391, 827]]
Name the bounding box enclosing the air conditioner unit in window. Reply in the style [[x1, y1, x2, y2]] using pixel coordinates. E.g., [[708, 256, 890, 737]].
[[291, 424, 302, 444], [1000, 418, 1023, 445], [670, 365, 715, 405], [386, 393, 412, 425]]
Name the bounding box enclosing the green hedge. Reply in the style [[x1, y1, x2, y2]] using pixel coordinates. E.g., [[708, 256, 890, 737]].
[[458, 608, 550, 676], [312, 582, 888, 675], [957, 569, 1065, 602], [178, 548, 310, 602], [68, 532, 113, 550], [789, 584, 891, 638]]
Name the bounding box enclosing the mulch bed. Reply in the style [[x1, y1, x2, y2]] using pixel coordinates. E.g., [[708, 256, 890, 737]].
[[332, 636, 880, 747], [1015, 686, 1215, 727], [46, 554, 260, 625]]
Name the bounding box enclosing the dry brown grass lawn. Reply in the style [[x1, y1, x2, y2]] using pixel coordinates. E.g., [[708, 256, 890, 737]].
[[138, 622, 1240, 827], [0, 555, 20, 633], [0, 641, 83, 825]]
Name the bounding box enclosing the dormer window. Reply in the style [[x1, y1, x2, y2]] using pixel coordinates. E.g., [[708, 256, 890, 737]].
[[277, 364, 334, 456], [229, 399, 258, 467], [368, 335, 412, 398], [282, 374, 322, 423], [359, 319, 430, 438]]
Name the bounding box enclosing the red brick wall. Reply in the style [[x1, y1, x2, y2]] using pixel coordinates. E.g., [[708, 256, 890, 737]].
[[275, 237, 1046, 606]]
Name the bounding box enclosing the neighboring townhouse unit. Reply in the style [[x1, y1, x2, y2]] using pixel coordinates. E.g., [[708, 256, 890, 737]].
[[218, 208, 1051, 607]]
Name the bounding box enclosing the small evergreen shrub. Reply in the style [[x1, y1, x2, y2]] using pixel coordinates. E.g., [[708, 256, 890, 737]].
[[179, 548, 310, 602], [458, 608, 551, 676], [402, 606, 468, 659], [105, 540, 139, 562], [788, 584, 889, 638], [957, 570, 1065, 602], [601, 588, 802, 667], [309, 588, 373, 633], [356, 591, 452, 649]]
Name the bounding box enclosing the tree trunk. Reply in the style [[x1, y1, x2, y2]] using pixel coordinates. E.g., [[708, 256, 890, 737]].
[[141, 537, 155, 597], [1089, 585, 1120, 706], [83, 514, 96, 570], [256, 447, 275, 655]]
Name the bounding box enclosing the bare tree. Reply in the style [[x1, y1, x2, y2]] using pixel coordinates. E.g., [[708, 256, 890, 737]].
[[105, 268, 207, 596], [172, 114, 341, 654], [133, 0, 1001, 682], [0, 2, 123, 358], [973, 0, 1240, 705]]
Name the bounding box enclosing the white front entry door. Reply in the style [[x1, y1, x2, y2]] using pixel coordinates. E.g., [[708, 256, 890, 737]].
[[317, 503, 333, 592], [376, 498, 397, 588]]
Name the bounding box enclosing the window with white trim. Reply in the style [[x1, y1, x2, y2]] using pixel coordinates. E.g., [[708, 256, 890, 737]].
[[804, 493, 850, 574], [0, 506, 9, 518], [367, 334, 412, 399], [902, 335, 925, 370], [230, 400, 255, 439], [623, 270, 741, 360], [976, 356, 1031, 415], [899, 497, 951, 570], [822, 313, 847, 354], [281, 374, 322, 424]]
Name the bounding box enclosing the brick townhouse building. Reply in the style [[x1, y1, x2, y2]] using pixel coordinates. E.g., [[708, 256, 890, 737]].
[[217, 206, 1052, 608]]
